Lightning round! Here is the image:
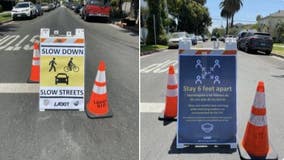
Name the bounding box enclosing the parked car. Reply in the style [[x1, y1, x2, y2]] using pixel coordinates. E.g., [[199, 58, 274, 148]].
[[237, 31, 273, 55], [188, 34, 197, 45], [202, 35, 208, 42], [74, 4, 83, 14], [71, 3, 77, 10], [196, 35, 203, 42], [35, 4, 43, 16], [219, 36, 225, 42], [11, 2, 37, 20], [168, 32, 189, 48], [211, 36, 217, 41], [48, 3, 55, 10], [81, 0, 111, 22], [41, 3, 50, 12]]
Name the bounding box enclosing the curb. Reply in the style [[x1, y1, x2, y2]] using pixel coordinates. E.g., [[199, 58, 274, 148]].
[[112, 21, 138, 34], [140, 48, 168, 56], [0, 19, 12, 25], [271, 53, 284, 59]]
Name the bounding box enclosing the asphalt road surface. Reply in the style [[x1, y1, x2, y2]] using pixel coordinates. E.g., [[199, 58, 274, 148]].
[[0, 6, 138, 160], [140, 41, 284, 160]]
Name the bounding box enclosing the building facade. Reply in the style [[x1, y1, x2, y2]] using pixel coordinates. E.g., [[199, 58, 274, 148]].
[[259, 10, 284, 39]]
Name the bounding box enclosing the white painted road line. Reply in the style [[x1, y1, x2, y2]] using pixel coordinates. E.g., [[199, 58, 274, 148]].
[[0, 83, 39, 93], [140, 102, 164, 113], [0, 34, 39, 51], [140, 60, 178, 74]]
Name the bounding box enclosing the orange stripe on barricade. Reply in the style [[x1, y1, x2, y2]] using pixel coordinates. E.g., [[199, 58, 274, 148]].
[[223, 50, 237, 55], [33, 57, 40, 60], [195, 50, 211, 55], [251, 107, 266, 116], [74, 38, 84, 44], [40, 38, 46, 43], [53, 38, 67, 43]]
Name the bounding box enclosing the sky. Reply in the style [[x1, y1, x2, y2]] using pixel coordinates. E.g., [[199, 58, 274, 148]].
[[206, 0, 284, 30]]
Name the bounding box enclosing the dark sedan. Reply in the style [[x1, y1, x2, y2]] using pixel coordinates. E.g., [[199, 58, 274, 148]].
[[237, 31, 273, 55]]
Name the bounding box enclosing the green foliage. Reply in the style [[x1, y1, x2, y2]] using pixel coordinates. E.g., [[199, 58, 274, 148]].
[[212, 28, 225, 37], [177, 1, 211, 34], [276, 22, 284, 42], [146, 0, 168, 45], [228, 27, 239, 35], [220, 0, 243, 27]]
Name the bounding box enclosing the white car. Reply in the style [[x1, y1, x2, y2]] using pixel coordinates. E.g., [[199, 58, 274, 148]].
[[168, 32, 190, 49], [11, 2, 37, 20]]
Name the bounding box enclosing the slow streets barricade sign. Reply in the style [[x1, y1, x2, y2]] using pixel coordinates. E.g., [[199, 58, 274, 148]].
[[177, 39, 237, 149], [39, 28, 85, 111]]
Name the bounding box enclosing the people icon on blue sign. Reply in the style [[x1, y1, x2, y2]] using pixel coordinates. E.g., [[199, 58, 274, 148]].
[[195, 59, 202, 69], [214, 76, 221, 84], [213, 59, 221, 69], [195, 75, 202, 84]]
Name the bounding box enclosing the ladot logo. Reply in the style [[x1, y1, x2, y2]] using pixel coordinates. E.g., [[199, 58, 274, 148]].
[[201, 123, 214, 133]]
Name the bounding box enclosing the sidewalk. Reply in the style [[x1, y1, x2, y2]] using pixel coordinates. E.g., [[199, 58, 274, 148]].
[[0, 11, 12, 24], [113, 19, 139, 34]]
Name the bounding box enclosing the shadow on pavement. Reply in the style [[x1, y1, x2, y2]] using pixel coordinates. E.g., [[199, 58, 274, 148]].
[[0, 24, 18, 35], [271, 75, 284, 78], [168, 136, 237, 154], [118, 28, 138, 37], [157, 118, 177, 126]]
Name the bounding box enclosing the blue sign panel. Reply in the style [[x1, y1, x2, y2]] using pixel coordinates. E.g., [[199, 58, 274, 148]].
[[177, 54, 236, 146]]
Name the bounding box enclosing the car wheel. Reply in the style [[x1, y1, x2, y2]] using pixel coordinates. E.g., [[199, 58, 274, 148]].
[[265, 51, 271, 55], [84, 14, 89, 21], [237, 43, 240, 50], [245, 44, 251, 53]]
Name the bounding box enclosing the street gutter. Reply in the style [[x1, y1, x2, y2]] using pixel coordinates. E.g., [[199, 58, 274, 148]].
[[140, 48, 168, 56], [0, 19, 12, 25], [271, 53, 284, 59]]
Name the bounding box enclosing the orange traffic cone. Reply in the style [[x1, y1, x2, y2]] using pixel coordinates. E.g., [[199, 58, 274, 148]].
[[86, 61, 113, 119], [238, 81, 277, 160], [27, 40, 40, 83], [158, 65, 177, 121]]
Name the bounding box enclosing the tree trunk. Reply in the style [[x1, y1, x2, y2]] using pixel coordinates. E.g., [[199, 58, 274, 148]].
[[119, 0, 123, 17], [226, 16, 229, 35], [231, 13, 234, 27]]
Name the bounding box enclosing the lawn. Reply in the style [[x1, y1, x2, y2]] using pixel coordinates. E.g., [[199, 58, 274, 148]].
[[272, 43, 284, 56], [0, 12, 11, 23], [141, 45, 168, 53]]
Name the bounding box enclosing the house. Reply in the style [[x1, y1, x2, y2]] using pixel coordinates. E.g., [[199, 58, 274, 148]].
[[258, 10, 284, 39]]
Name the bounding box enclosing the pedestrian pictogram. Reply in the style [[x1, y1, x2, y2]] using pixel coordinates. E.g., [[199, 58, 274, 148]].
[[49, 57, 57, 72], [39, 28, 85, 111]]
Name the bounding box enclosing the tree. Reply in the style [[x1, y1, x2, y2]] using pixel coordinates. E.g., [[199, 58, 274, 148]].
[[212, 27, 225, 38], [220, 8, 231, 35], [177, 0, 211, 34], [276, 22, 284, 42], [220, 0, 243, 27], [146, 0, 168, 45]]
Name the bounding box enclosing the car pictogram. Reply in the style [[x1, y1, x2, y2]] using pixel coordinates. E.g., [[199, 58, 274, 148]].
[[55, 73, 69, 85]]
